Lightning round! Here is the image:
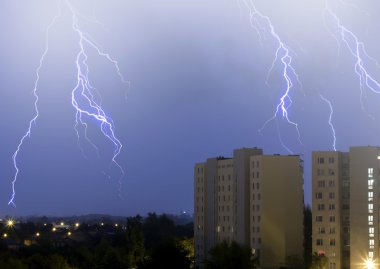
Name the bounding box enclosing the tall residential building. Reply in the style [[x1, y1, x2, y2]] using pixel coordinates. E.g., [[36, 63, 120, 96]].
[[312, 151, 350, 269], [194, 148, 304, 269], [312, 146, 380, 269]]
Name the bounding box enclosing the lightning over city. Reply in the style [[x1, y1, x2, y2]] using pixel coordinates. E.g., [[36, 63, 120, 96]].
[[2, 0, 380, 219], [8, 0, 126, 206], [241, 0, 302, 154]]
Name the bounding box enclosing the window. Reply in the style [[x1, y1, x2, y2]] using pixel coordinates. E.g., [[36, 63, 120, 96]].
[[368, 179, 374, 189], [318, 157, 325, 164], [316, 192, 323, 199], [330, 227, 335, 234], [329, 204, 335, 210], [316, 239, 323, 246], [318, 227, 325, 234], [329, 180, 335, 187], [330, 239, 336, 246], [318, 204, 325, 211], [329, 216, 335, 222], [329, 192, 335, 199], [329, 262, 336, 269], [369, 204, 373, 214], [369, 215, 373, 225], [256, 172, 259, 178], [316, 216, 323, 222], [369, 192, 373, 202], [317, 169, 325, 176], [256, 182, 260, 189], [369, 227, 374, 237], [318, 180, 325, 188], [329, 157, 335, 164], [328, 169, 335, 175], [368, 168, 374, 178]]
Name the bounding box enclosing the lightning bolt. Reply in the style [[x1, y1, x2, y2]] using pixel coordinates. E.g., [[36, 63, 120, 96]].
[[8, 8, 62, 206], [319, 94, 337, 151], [9, 0, 126, 205], [241, 0, 302, 153], [323, 3, 380, 114]]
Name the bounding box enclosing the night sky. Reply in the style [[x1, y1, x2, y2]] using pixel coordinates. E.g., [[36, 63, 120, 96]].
[[1, 0, 380, 216]]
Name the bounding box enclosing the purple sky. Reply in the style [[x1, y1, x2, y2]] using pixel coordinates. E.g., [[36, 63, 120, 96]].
[[1, 0, 380, 216]]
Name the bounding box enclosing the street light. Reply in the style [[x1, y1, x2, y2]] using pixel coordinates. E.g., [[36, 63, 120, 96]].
[[6, 219, 14, 228], [366, 259, 375, 269]]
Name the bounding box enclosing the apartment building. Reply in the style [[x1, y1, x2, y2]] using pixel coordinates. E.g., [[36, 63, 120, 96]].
[[312, 146, 380, 269], [312, 151, 350, 269], [194, 148, 304, 269]]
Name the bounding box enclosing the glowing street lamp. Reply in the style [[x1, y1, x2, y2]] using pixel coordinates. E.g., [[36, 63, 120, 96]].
[[366, 259, 375, 269], [52, 227, 57, 232], [3, 233, 7, 238], [6, 219, 14, 228], [36, 232, 40, 237], [67, 231, 71, 236], [75, 223, 79, 228]]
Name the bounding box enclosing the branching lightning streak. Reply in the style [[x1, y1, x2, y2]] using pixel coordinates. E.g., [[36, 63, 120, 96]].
[[67, 0, 125, 183], [319, 94, 337, 151], [8, 10, 61, 206], [9, 0, 126, 205], [241, 0, 302, 153], [323, 4, 380, 112]]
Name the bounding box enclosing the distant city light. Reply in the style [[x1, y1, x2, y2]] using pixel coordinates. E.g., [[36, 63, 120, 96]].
[[101, 223, 104, 226], [6, 219, 14, 228], [43, 223, 47, 226], [3, 233, 7, 238], [60, 222, 64, 226], [36, 232, 40, 237], [52, 227, 56, 232], [67, 231, 71, 236], [115, 223, 118, 227], [75, 223, 79, 227]]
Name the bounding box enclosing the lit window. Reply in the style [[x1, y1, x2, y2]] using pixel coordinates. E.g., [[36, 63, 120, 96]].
[[369, 204, 373, 214], [369, 252, 374, 258], [368, 179, 374, 189], [368, 168, 374, 178], [369, 215, 373, 225], [369, 192, 373, 202]]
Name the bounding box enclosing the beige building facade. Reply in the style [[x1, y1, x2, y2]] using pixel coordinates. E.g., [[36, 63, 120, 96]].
[[312, 146, 380, 269], [194, 148, 304, 269]]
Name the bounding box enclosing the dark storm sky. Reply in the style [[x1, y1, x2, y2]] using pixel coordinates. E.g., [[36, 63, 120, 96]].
[[1, 0, 380, 216]]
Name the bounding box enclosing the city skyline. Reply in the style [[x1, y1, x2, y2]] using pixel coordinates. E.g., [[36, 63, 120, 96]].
[[1, 0, 380, 216]]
